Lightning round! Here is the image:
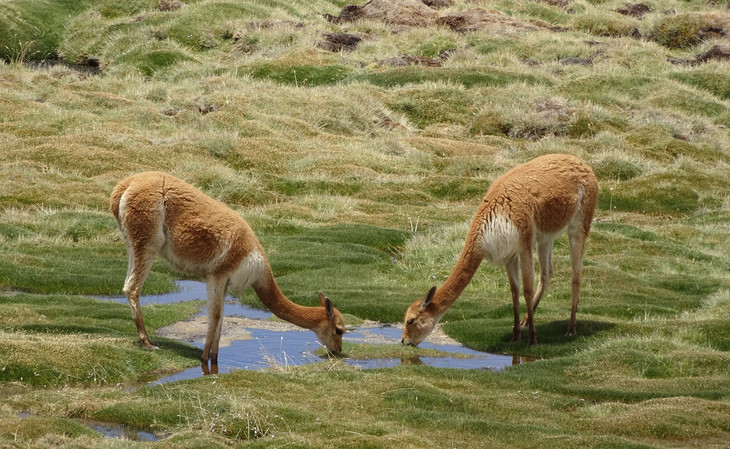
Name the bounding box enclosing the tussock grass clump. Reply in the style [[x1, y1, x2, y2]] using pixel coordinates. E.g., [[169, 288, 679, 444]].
[[651, 12, 730, 49], [573, 10, 640, 37], [109, 42, 196, 77], [468, 85, 626, 140], [0, 0, 88, 62], [591, 156, 644, 180]]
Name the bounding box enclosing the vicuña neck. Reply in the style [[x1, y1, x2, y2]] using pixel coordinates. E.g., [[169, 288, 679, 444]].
[[431, 244, 483, 318], [252, 269, 323, 330]]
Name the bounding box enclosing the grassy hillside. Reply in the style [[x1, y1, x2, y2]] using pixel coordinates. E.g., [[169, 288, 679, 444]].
[[1, 0, 729, 447]]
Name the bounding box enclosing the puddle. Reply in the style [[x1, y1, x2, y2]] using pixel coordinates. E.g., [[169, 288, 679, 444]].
[[18, 412, 162, 442], [98, 280, 272, 319], [86, 421, 160, 441], [100, 281, 534, 383]]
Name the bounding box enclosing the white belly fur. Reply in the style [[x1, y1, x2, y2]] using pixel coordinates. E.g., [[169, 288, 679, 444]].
[[478, 214, 521, 265], [227, 250, 267, 294]]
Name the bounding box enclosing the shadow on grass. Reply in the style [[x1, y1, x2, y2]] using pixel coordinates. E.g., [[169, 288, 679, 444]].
[[498, 320, 616, 348], [151, 337, 202, 361], [445, 318, 616, 358], [529, 319, 616, 345]]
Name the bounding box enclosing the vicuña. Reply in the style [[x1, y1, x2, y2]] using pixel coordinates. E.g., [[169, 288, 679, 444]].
[[111, 172, 345, 365], [401, 154, 598, 346]]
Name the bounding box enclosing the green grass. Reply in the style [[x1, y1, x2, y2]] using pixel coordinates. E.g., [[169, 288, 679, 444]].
[[0, 0, 729, 446], [0, 0, 89, 62], [0, 293, 202, 387]]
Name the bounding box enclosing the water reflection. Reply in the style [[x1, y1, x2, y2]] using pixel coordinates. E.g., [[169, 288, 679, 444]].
[[87, 421, 160, 442], [153, 328, 328, 384], [18, 412, 162, 442], [100, 280, 535, 383]]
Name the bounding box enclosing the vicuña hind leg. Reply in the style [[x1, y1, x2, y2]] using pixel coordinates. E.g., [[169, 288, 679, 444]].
[[520, 240, 553, 327], [566, 229, 586, 336], [123, 238, 163, 349], [120, 203, 165, 349]]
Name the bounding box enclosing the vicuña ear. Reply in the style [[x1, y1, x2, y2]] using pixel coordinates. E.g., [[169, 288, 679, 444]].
[[421, 286, 437, 310], [319, 291, 335, 319]]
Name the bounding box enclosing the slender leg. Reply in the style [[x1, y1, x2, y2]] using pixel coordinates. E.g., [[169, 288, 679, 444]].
[[520, 247, 537, 345], [202, 276, 228, 365], [566, 182, 598, 337], [121, 222, 164, 349], [566, 228, 587, 336], [521, 240, 553, 327], [201, 363, 219, 376], [506, 257, 521, 343]]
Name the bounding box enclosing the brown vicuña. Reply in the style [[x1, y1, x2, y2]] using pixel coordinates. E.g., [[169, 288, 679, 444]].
[[401, 154, 598, 346], [111, 172, 345, 365]]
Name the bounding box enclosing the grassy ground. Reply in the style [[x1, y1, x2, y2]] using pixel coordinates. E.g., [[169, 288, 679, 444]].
[[1, 0, 729, 447]]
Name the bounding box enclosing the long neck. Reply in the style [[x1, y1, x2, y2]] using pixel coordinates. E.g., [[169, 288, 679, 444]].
[[431, 238, 483, 319], [252, 268, 324, 330]]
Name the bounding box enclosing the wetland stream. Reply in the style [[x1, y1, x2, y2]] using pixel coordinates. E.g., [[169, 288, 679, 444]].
[[100, 281, 533, 384]]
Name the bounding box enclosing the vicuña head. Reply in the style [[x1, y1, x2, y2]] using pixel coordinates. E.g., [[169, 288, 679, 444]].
[[311, 291, 345, 353], [402, 154, 598, 347], [111, 171, 345, 366], [402, 286, 439, 347]]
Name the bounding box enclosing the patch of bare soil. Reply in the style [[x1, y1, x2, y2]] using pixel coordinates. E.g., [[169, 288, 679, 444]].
[[325, 0, 438, 26], [695, 44, 730, 62], [324, 5, 366, 24], [669, 44, 730, 65], [316, 33, 362, 52], [325, 0, 563, 33], [158, 0, 184, 12], [362, 0, 439, 26], [437, 7, 552, 33], [325, 0, 564, 34], [422, 0, 453, 9], [616, 3, 651, 19]]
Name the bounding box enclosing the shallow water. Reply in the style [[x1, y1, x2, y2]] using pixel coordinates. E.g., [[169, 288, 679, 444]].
[[18, 412, 162, 442], [98, 280, 271, 320], [101, 280, 531, 383], [86, 421, 160, 441]]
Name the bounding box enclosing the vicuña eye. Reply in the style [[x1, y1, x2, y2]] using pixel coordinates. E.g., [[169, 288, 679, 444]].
[[335, 328, 344, 335], [407, 318, 415, 325]]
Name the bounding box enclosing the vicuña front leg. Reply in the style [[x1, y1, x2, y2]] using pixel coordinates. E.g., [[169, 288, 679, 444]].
[[202, 277, 228, 365], [506, 258, 521, 343]]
